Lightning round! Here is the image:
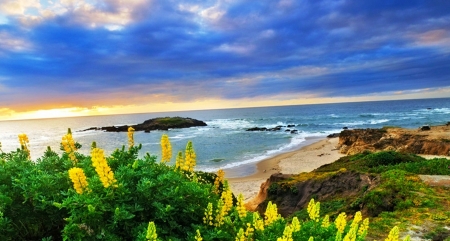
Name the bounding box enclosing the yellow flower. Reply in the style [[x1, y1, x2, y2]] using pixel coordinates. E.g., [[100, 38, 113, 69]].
[[237, 193, 247, 219], [214, 169, 225, 193], [385, 226, 399, 241], [91, 147, 117, 188], [279, 225, 293, 241], [235, 228, 245, 241], [183, 141, 196, 172], [160, 134, 172, 163], [68, 167, 89, 194], [127, 126, 135, 149], [322, 215, 330, 228], [221, 188, 233, 214], [62, 131, 78, 163], [343, 225, 357, 241], [146, 221, 157, 241], [245, 223, 254, 238], [307, 199, 320, 222], [253, 212, 264, 231], [264, 201, 279, 226], [291, 217, 301, 232], [195, 229, 203, 241], [308, 237, 314, 241], [335, 212, 347, 234], [203, 202, 214, 226], [215, 200, 226, 227], [18, 133, 31, 159], [175, 151, 183, 170], [357, 218, 369, 236], [350, 211, 362, 229]]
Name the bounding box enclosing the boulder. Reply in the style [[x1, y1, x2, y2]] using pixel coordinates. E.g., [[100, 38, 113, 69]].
[[420, 125, 431, 131]]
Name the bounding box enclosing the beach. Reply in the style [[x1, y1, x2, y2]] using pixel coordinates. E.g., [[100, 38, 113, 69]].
[[228, 137, 344, 203]]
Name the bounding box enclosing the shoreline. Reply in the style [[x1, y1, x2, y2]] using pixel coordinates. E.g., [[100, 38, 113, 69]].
[[228, 137, 344, 202]]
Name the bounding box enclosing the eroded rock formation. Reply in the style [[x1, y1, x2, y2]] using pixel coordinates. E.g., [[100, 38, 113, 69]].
[[337, 125, 450, 156]]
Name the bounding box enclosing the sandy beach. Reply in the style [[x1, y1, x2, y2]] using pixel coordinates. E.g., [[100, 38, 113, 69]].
[[228, 137, 344, 203]]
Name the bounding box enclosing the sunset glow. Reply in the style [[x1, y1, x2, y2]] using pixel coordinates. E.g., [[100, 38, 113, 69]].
[[0, 0, 449, 120]]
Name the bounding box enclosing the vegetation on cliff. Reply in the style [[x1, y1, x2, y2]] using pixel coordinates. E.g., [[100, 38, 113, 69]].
[[262, 150, 450, 240]]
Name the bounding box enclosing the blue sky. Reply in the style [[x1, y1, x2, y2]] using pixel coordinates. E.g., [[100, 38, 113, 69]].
[[0, 0, 449, 119]]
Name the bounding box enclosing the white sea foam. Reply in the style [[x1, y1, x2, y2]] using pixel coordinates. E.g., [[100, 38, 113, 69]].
[[336, 119, 389, 126], [206, 118, 255, 130]]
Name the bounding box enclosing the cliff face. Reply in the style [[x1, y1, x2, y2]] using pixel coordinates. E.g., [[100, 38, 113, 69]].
[[254, 171, 380, 217], [338, 125, 450, 156]]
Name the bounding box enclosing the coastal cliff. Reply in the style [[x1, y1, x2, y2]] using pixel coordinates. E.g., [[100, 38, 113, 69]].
[[338, 125, 450, 156]]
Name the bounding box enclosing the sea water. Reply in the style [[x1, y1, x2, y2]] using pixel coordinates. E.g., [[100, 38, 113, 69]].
[[1, 98, 449, 177]]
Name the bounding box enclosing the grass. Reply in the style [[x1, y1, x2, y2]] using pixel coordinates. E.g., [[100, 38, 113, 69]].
[[267, 150, 450, 239]]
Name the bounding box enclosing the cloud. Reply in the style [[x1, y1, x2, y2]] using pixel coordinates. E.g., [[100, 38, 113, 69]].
[[0, 0, 450, 118]]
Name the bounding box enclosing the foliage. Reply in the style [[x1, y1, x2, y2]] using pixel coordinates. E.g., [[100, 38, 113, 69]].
[[0, 131, 410, 240]]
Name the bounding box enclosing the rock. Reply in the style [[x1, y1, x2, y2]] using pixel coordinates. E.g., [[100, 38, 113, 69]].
[[327, 133, 340, 138], [343, 127, 349, 130], [290, 130, 298, 134], [82, 117, 207, 132], [420, 125, 431, 131], [255, 171, 379, 217], [340, 145, 349, 154], [285, 129, 290, 132], [338, 126, 450, 156], [246, 127, 268, 131], [287, 124, 296, 128]]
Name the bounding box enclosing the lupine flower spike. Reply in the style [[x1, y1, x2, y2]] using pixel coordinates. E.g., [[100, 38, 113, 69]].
[[214, 169, 225, 193], [195, 229, 203, 241], [183, 141, 196, 172], [62, 128, 78, 164], [18, 133, 31, 159], [146, 221, 157, 241], [175, 151, 183, 170], [307, 198, 320, 222], [160, 134, 172, 163], [264, 201, 279, 226], [91, 147, 117, 188], [127, 127, 135, 149], [385, 226, 399, 241], [237, 193, 247, 219], [68, 167, 89, 194]]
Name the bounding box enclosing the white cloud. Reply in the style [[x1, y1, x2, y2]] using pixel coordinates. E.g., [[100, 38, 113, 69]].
[[0, 31, 32, 52], [0, 0, 150, 28], [214, 43, 255, 54]]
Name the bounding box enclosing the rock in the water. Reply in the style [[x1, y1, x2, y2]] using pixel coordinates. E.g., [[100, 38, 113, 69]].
[[246, 127, 268, 131], [82, 117, 207, 132]]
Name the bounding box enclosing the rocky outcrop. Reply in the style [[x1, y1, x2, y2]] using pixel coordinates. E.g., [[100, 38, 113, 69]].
[[246, 125, 299, 134], [82, 117, 207, 132], [337, 125, 450, 156], [254, 171, 379, 217]]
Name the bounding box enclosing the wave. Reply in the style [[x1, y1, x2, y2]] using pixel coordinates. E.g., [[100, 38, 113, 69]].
[[206, 118, 255, 130], [335, 119, 390, 126], [198, 130, 342, 173]]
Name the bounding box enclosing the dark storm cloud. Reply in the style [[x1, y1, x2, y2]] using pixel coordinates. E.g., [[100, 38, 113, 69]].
[[0, 0, 449, 110]]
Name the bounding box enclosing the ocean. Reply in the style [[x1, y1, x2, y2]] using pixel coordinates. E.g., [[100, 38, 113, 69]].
[[1, 98, 449, 177]]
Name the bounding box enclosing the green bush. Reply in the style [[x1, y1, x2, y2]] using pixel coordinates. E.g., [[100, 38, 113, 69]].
[[0, 132, 407, 241]]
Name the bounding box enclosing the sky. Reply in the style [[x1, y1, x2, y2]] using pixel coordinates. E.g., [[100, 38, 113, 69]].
[[0, 0, 449, 120]]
